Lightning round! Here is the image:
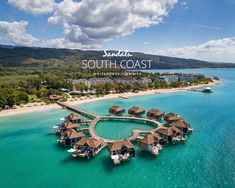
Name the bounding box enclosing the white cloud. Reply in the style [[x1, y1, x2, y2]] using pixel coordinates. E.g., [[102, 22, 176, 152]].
[[8, 0, 55, 15], [157, 37, 235, 63], [47, 0, 177, 49], [41, 37, 100, 50], [0, 21, 37, 46]]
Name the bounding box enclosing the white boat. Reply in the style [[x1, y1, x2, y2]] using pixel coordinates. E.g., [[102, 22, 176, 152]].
[[202, 87, 213, 93], [60, 118, 65, 121], [52, 126, 59, 129], [67, 148, 77, 153]]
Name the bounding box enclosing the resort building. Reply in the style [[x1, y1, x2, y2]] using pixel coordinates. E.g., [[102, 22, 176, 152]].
[[109, 105, 125, 115], [65, 113, 82, 124], [89, 77, 113, 85], [164, 113, 181, 123], [156, 127, 185, 143], [156, 72, 179, 83], [140, 77, 152, 84], [147, 109, 164, 120], [72, 138, 105, 159], [128, 106, 145, 117], [178, 73, 205, 82], [156, 72, 205, 84], [108, 140, 135, 165], [138, 134, 163, 156], [59, 129, 85, 147], [114, 78, 135, 84]]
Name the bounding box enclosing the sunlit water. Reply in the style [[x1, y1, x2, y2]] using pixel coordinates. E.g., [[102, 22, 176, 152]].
[[0, 68, 235, 188]]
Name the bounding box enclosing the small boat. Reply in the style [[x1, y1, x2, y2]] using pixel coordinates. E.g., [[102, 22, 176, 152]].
[[60, 118, 65, 121], [67, 148, 77, 153], [202, 87, 213, 93], [52, 125, 59, 129], [119, 96, 128, 99]]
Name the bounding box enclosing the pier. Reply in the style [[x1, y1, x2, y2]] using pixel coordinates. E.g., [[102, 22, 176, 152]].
[[57, 101, 98, 119]]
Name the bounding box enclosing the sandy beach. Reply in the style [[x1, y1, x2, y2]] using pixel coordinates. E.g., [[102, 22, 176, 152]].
[[0, 80, 221, 117]]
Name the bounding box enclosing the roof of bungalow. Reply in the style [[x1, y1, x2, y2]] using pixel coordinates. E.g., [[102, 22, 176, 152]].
[[147, 109, 164, 117], [75, 138, 104, 148], [169, 119, 189, 128], [164, 113, 181, 121], [62, 121, 80, 129], [65, 129, 85, 139], [66, 113, 81, 121], [170, 126, 182, 134], [108, 140, 134, 152], [150, 133, 163, 140], [156, 128, 173, 136], [128, 106, 145, 114], [156, 127, 183, 136], [109, 105, 125, 113], [139, 134, 155, 144]]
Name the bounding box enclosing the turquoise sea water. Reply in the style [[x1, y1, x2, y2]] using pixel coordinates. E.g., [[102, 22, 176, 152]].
[[0, 68, 235, 188]]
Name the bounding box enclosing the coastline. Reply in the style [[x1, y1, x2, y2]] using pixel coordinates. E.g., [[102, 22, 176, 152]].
[[0, 80, 220, 117]]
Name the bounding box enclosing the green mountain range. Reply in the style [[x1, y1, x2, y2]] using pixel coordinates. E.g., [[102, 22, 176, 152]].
[[0, 45, 235, 69]]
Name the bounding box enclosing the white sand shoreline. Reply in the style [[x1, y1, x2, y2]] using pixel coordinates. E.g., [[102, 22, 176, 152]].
[[0, 80, 221, 117]]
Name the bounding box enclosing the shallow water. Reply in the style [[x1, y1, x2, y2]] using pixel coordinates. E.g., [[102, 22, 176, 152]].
[[0, 68, 235, 188]]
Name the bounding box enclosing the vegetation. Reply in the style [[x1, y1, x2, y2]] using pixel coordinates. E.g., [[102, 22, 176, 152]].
[[0, 45, 216, 110]]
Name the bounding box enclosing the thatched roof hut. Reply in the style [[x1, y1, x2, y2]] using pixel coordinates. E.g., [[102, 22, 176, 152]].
[[109, 105, 125, 115], [147, 109, 164, 119], [164, 113, 181, 123], [128, 106, 145, 117]]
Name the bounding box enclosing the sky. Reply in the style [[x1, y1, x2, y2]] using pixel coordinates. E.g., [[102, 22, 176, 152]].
[[0, 0, 235, 63]]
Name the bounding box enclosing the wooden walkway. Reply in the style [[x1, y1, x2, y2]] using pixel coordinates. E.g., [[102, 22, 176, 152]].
[[57, 102, 98, 119], [57, 102, 163, 143], [88, 116, 163, 143]]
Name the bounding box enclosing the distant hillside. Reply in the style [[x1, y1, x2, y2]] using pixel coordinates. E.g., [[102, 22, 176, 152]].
[[0, 45, 235, 69]]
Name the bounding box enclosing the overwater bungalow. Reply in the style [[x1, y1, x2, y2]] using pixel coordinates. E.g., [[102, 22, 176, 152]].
[[72, 138, 105, 159], [57, 121, 81, 134], [65, 113, 82, 124], [59, 129, 85, 147], [128, 106, 145, 117], [147, 109, 164, 120], [164, 113, 181, 123], [109, 105, 125, 115], [156, 127, 185, 143], [138, 134, 163, 156], [108, 140, 135, 165], [169, 119, 192, 134]]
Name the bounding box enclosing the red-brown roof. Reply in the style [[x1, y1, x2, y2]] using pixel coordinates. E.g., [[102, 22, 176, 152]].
[[147, 109, 164, 117], [169, 119, 189, 128], [109, 105, 125, 113], [62, 121, 80, 129], [128, 106, 145, 114], [75, 138, 104, 148], [108, 140, 134, 152], [49, 95, 61, 100], [65, 129, 85, 139], [67, 113, 81, 121], [156, 128, 173, 136], [139, 135, 155, 144], [164, 113, 181, 122]]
